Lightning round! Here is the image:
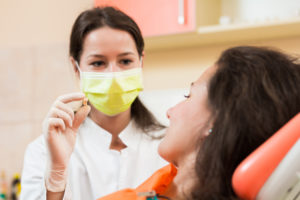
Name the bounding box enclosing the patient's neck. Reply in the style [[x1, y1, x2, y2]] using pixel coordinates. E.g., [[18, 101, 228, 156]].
[[163, 152, 197, 199]]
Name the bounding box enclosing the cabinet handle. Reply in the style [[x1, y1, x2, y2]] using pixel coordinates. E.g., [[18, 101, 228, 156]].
[[178, 0, 185, 25]]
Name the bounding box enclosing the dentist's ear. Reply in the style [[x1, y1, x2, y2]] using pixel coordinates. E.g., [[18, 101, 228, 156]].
[[70, 57, 80, 77]]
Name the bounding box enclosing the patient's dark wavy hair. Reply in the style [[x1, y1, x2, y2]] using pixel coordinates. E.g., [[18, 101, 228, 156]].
[[191, 46, 300, 200]]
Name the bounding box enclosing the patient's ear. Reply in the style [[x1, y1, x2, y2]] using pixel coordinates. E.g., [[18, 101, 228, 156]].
[[204, 118, 214, 137], [203, 128, 213, 137]]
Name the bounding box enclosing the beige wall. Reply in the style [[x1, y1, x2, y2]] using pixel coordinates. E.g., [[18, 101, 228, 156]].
[[0, 0, 93, 193], [0, 0, 94, 47], [1, 0, 300, 194], [143, 36, 300, 90]]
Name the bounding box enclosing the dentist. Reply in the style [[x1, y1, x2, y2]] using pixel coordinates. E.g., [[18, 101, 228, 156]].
[[21, 6, 167, 200]]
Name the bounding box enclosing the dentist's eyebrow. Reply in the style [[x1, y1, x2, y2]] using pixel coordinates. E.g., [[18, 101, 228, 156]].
[[87, 54, 105, 58], [118, 52, 135, 57]]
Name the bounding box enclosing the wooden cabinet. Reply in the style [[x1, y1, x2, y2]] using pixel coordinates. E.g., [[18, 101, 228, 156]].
[[94, 0, 196, 37]]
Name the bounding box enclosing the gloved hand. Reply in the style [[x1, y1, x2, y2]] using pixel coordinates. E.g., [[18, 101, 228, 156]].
[[43, 93, 90, 192]]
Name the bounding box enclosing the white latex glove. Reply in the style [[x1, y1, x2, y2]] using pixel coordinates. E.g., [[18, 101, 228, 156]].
[[43, 93, 90, 192]]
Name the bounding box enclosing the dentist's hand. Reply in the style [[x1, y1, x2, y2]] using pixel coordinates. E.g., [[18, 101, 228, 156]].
[[43, 93, 90, 192]]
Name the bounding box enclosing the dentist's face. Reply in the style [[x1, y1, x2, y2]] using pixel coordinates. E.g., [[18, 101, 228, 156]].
[[78, 26, 142, 72], [158, 66, 216, 166]]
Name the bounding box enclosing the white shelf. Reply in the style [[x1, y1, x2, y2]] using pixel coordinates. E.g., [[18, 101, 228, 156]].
[[144, 18, 300, 52]]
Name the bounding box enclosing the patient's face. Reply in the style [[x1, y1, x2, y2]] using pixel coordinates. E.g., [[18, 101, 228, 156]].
[[158, 66, 216, 166]]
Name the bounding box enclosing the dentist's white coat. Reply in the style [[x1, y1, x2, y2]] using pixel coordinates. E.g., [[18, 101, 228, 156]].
[[20, 117, 167, 200]]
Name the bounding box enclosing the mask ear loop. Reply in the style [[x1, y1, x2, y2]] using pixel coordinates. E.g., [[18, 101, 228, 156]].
[[75, 61, 82, 75], [140, 57, 143, 68], [75, 61, 83, 91]]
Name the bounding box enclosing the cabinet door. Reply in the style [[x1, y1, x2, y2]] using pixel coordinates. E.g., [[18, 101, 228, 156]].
[[94, 0, 196, 37]]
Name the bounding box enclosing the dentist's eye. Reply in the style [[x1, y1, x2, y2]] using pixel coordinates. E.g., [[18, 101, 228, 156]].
[[120, 59, 132, 65], [184, 94, 190, 98], [91, 61, 105, 67]]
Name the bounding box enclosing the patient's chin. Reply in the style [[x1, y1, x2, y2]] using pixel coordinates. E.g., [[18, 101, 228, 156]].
[[158, 140, 178, 165]]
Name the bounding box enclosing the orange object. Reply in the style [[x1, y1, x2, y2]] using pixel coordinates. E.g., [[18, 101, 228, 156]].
[[98, 164, 177, 200], [83, 98, 88, 106], [232, 113, 300, 200], [94, 0, 196, 37]]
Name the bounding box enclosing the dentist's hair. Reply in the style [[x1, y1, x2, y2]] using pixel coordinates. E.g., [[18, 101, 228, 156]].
[[69, 6, 164, 135], [69, 6, 144, 61], [191, 46, 300, 200]]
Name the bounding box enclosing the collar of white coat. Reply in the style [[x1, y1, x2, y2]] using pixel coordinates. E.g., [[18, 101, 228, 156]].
[[83, 117, 142, 151]]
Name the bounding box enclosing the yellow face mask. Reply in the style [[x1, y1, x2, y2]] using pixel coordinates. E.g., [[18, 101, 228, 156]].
[[76, 64, 143, 116]]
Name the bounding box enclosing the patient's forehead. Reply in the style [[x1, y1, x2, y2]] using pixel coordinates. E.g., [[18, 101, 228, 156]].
[[195, 65, 217, 86]]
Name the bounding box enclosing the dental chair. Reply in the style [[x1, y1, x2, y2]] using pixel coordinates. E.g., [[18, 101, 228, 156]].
[[232, 113, 300, 200]]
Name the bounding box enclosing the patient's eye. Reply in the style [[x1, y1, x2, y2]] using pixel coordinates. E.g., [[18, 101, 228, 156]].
[[184, 94, 190, 98]]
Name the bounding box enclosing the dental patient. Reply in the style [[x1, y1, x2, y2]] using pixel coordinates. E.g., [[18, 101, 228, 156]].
[[99, 46, 300, 200]]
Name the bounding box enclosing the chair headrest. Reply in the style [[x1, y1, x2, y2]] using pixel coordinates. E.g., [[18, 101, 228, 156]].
[[232, 113, 300, 200]]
